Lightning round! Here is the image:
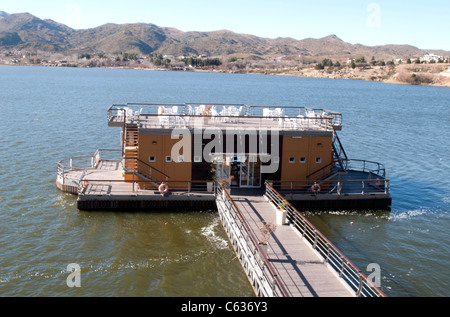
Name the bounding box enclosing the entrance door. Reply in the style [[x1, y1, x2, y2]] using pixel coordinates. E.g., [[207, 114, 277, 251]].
[[240, 158, 261, 187]]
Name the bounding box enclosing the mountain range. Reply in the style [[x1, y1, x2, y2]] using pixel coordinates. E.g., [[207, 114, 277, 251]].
[[1, 11, 448, 60]]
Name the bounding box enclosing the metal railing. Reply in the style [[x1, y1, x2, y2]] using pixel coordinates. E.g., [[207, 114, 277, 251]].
[[248, 105, 342, 127], [216, 183, 290, 297], [264, 181, 386, 297], [122, 156, 170, 183], [342, 159, 386, 178], [77, 178, 217, 196], [269, 178, 390, 197], [306, 161, 336, 181], [306, 159, 389, 188], [107, 103, 342, 132], [57, 149, 121, 186]]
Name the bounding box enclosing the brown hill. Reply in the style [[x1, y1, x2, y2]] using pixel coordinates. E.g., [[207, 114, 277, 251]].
[[0, 12, 73, 50], [0, 11, 448, 59]]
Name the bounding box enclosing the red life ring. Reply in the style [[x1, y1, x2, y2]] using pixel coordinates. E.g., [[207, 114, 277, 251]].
[[159, 183, 169, 194], [311, 183, 321, 194]]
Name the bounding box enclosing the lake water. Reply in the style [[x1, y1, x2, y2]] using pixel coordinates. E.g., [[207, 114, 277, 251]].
[[0, 66, 448, 297]]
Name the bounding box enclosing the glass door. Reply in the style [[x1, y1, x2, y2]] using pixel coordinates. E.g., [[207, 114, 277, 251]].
[[240, 161, 249, 187], [240, 157, 261, 187]]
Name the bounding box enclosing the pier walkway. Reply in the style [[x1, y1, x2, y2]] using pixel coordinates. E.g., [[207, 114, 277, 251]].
[[230, 189, 353, 297], [216, 184, 385, 297]]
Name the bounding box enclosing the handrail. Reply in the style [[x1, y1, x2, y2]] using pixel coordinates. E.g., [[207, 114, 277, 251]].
[[122, 109, 128, 156], [265, 181, 386, 297], [268, 179, 390, 196], [77, 168, 88, 194], [306, 160, 337, 180], [306, 159, 386, 182], [123, 156, 170, 181], [57, 149, 122, 185], [116, 112, 336, 133], [342, 159, 386, 178], [216, 183, 290, 297], [332, 126, 348, 169], [107, 103, 342, 129], [57, 149, 121, 168], [78, 178, 217, 194]]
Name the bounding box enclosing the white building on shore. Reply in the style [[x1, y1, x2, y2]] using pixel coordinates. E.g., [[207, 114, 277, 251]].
[[423, 53, 443, 63]]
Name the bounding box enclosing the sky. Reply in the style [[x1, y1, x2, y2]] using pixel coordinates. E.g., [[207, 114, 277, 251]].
[[2, 0, 450, 50]]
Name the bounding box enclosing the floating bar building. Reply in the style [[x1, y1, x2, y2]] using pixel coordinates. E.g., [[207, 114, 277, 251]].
[[57, 103, 391, 211], [56, 103, 390, 297]]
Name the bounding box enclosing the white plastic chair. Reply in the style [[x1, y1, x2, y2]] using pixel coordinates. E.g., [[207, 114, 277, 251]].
[[195, 105, 205, 115], [211, 107, 219, 120], [175, 116, 185, 127], [159, 116, 169, 127]]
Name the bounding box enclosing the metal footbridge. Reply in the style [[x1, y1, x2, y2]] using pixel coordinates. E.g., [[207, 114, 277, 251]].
[[215, 183, 386, 297]]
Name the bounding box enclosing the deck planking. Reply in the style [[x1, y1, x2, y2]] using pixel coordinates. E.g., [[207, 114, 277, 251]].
[[231, 191, 353, 297]]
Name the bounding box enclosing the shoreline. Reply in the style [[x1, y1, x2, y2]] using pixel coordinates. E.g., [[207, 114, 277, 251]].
[[244, 63, 450, 88], [1, 62, 449, 88]]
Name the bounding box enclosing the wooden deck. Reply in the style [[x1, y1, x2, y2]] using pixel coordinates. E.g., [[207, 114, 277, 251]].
[[230, 189, 353, 297], [60, 160, 217, 210], [60, 159, 389, 212]]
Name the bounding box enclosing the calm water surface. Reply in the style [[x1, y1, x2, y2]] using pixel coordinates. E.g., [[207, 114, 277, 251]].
[[0, 66, 448, 297]]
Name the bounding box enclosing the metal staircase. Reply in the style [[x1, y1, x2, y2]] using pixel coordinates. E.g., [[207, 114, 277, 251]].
[[122, 123, 169, 189], [332, 127, 348, 171]]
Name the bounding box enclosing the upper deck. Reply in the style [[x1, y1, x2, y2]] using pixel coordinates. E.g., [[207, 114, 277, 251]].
[[107, 103, 342, 135]]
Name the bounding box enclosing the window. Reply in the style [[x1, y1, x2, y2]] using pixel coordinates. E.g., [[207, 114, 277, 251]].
[[165, 156, 172, 162], [289, 157, 295, 163], [300, 157, 306, 163], [178, 156, 184, 163], [149, 156, 156, 162], [315, 157, 322, 163], [194, 156, 202, 163]]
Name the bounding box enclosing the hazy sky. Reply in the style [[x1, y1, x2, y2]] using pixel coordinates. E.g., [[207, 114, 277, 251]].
[[2, 0, 449, 50]]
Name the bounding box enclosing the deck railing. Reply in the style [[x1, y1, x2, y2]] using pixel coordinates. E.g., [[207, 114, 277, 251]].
[[107, 103, 342, 132], [264, 181, 386, 297], [342, 159, 386, 178], [122, 156, 170, 184], [306, 159, 389, 188], [57, 149, 121, 186], [77, 178, 218, 195], [216, 183, 290, 297], [269, 178, 390, 197]]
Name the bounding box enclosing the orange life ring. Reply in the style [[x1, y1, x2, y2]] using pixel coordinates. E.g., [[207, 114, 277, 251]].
[[159, 183, 169, 194], [311, 183, 321, 194]]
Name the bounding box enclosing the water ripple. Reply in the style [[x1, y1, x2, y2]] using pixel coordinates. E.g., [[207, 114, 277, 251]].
[[0, 67, 448, 297]]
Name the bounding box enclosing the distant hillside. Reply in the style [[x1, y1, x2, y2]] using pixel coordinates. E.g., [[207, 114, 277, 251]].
[[0, 11, 448, 59], [0, 12, 73, 50]]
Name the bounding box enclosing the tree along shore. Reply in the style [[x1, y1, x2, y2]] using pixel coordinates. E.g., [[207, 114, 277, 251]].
[[2, 53, 449, 87]]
